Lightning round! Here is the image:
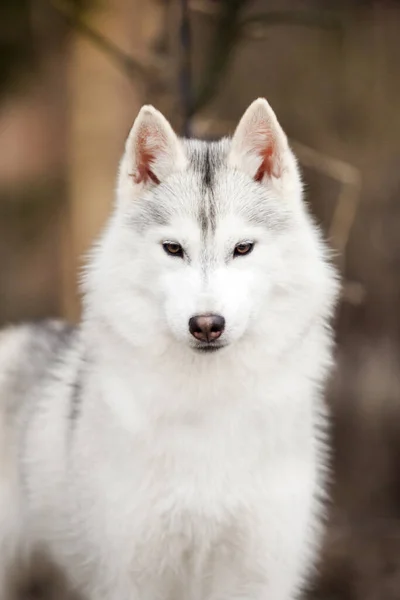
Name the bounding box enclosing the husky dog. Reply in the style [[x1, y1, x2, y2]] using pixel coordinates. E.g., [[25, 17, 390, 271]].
[[0, 99, 339, 600]]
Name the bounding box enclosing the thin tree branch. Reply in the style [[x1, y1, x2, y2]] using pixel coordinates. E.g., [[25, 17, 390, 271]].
[[242, 10, 342, 33], [290, 140, 361, 262], [50, 0, 158, 82], [190, 3, 342, 117], [180, 0, 193, 136], [190, 0, 249, 117]]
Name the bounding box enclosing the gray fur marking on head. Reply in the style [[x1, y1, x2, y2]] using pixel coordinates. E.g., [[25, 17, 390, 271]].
[[130, 196, 172, 233], [187, 139, 227, 236], [130, 136, 289, 235]]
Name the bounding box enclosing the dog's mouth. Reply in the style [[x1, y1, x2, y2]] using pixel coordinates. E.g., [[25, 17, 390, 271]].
[[191, 341, 227, 353]]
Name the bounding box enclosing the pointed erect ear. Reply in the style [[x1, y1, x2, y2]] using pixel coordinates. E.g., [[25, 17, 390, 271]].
[[124, 105, 186, 187], [228, 98, 291, 184]]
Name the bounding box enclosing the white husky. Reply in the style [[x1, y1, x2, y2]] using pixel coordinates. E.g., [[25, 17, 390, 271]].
[[0, 98, 339, 600]]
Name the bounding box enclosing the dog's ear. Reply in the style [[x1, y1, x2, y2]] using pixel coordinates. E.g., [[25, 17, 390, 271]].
[[125, 106, 186, 187], [229, 98, 292, 184]]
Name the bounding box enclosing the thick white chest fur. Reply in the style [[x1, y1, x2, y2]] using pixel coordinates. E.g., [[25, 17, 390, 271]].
[[24, 328, 327, 600]]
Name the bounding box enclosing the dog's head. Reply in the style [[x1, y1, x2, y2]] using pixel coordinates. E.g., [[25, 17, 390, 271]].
[[85, 99, 338, 357]]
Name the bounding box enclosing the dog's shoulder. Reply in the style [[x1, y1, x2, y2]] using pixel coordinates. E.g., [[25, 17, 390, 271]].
[[0, 319, 76, 415]]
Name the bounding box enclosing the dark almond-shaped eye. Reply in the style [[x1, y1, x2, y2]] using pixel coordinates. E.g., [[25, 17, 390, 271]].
[[233, 242, 254, 258], [163, 241, 184, 258]]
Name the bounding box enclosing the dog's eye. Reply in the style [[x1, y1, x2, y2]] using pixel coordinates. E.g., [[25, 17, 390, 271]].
[[233, 242, 254, 257], [163, 242, 184, 258]]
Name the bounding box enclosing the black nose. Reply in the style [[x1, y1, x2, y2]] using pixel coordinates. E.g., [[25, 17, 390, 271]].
[[188, 314, 225, 343]]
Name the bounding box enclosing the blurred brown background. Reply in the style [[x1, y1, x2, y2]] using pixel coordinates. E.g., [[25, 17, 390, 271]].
[[1, 1, 400, 598]]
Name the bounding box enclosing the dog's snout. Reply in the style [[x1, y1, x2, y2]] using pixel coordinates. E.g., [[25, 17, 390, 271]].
[[189, 314, 225, 343]]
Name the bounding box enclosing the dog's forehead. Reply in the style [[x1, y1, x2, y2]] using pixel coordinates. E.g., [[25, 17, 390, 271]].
[[184, 138, 230, 234], [182, 139, 289, 233], [185, 138, 229, 191], [133, 139, 230, 232], [131, 138, 289, 233]]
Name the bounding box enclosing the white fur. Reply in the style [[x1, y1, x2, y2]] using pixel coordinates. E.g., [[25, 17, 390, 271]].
[[0, 99, 339, 599]]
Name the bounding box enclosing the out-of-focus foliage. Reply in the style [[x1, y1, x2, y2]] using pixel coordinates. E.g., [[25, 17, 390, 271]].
[[0, 0, 94, 97], [0, 0, 34, 95]]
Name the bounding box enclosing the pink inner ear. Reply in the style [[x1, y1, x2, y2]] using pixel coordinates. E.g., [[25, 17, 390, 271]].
[[131, 128, 161, 186], [252, 123, 281, 182]]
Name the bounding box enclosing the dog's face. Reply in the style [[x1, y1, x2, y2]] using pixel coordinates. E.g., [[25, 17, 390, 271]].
[[86, 99, 338, 356]]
